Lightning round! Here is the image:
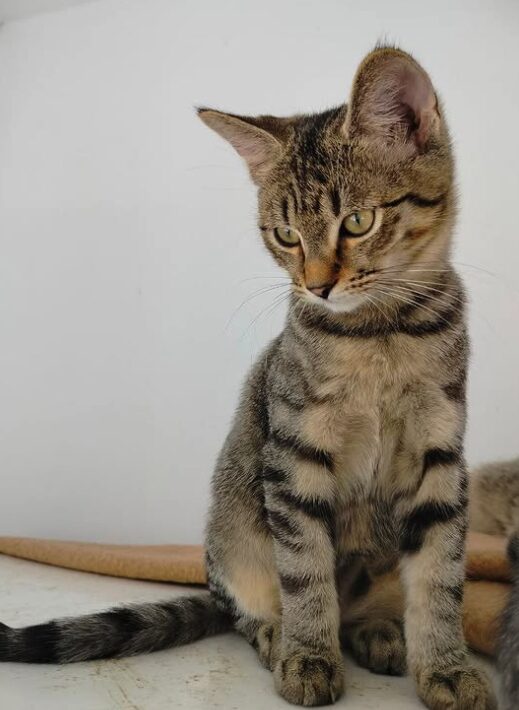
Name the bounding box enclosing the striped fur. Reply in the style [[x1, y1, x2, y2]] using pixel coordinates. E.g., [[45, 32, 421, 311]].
[[0, 594, 230, 663], [0, 47, 500, 708]]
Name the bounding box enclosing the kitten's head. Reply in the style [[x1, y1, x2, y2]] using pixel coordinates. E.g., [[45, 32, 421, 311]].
[[199, 47, 454, 315]]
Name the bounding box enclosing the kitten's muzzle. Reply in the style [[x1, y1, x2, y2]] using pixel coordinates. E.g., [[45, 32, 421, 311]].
[[307, 281, 337, 300]]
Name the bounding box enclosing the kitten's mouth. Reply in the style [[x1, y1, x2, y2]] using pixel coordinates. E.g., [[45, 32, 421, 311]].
[[299, 269, 381, 314]]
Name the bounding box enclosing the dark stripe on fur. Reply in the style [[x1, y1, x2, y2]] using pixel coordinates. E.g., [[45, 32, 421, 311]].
[[269, 429, 333, 469], [295, 299, 460, 340], [0, 594, 231, 664], [267, 500, 308, 552], [443, 378, 466, 402], [440, 582, 464, 605], [400, 501, 463, 553], [289, 182, 302, 213], [421, 448, 460, 484], [263, 465, 288, 484], [279, 574, 308, 595], [381, 192, 446, 209], [398, 308, 460, 337], [281, 196, 289, 224], [267, 507, 300, 539], [273, 489, 335, 539], [330, 187, 342, 217]]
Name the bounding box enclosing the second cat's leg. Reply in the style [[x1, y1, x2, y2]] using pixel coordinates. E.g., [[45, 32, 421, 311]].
[[263, 441, 344, 707], [206, 532, 283, 671]]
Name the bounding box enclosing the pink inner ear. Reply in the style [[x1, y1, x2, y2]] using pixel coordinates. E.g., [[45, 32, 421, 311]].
[[198, 110, 282, 184], [230, 132, 274, 173], [355, 55, 439, 152], [397, 65, 438, 149]]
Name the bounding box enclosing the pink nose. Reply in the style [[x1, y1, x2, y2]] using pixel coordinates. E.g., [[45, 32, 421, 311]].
[[308, 282, 335, 299]]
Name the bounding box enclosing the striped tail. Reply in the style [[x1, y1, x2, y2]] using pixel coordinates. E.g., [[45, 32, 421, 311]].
[[0, 592, 231, 664]]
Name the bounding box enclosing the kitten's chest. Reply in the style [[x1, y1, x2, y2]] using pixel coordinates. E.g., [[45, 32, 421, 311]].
[[309, 340, 418, 556], [311, 338, 409, 484]]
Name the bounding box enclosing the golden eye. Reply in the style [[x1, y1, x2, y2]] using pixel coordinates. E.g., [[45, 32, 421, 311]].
[[274, 227, 300, 247], [341, 209, 376, 237]]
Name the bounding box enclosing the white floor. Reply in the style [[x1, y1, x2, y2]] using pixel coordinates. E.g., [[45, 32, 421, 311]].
[[0, 555, 497, 709]]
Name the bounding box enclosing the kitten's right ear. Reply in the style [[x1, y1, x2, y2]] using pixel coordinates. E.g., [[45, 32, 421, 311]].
[[197, 108, 285, 186], [344, 47, 440, 156]]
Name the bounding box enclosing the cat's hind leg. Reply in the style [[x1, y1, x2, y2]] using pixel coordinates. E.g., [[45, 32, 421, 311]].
[[206, 531, 282, 671]]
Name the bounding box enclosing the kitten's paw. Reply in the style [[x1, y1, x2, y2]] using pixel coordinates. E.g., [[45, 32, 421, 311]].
[[274, 650, 344, 706], [344, 618, 406, 676], [416, 664, 497, 710], [254, 621, 281, 671]]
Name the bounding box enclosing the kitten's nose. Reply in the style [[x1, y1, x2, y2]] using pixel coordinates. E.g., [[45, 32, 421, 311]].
[[308, 282, 336, 299]]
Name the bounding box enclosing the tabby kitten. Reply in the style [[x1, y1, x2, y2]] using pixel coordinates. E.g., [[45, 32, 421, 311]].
[[0, 47, 497, 709]]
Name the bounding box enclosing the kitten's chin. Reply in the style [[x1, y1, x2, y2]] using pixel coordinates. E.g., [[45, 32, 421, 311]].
[[299, 291, 367, 314], [323, 293, 367, 314]]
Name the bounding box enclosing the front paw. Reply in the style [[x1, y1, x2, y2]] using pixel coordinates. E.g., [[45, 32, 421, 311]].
[[274, 650, 344, 706], [416, 664, 497, 710]]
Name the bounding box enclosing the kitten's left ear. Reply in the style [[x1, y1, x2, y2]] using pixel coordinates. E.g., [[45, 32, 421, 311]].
[[198, 109, 292, 185], [344, 47, 441, 154]]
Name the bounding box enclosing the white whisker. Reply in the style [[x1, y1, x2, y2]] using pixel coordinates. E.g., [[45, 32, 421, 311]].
[[241, 289, 291, 339], [373, 284, 454, 326], [226, 283, 292, 330]]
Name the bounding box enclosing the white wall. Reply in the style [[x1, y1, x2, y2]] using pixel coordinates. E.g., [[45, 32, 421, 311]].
[[0, 0, 518, 544], [0, 0, 94, 23]]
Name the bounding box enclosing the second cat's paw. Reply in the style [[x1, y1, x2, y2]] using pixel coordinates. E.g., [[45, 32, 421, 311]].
[[344, 617, 407, 676], [274, 650, 344, 706], [416, 664, 497, 710]]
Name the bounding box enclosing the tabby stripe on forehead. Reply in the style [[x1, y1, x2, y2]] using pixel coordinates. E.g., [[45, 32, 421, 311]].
[[330, 187, 342, 217], [381, 192, 446, 209], [288, 183, 298, 214], [281, 196, 290, 224], [270, 429, 333, 469]]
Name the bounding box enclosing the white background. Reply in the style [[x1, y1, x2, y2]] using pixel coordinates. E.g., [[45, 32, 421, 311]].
[[0, 0, 518, 544]]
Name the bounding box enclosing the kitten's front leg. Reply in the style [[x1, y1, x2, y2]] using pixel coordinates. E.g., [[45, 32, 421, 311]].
[[400, 454, 496, 709], [263, 436, 343, 707]]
